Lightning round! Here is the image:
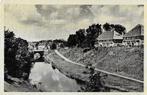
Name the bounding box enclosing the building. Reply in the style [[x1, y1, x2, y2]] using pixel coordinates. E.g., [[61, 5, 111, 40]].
[[123, 24, 144, 46], [95, 29, 123, 47]]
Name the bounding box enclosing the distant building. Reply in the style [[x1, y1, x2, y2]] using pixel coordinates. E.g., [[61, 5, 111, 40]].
[[38, 44, 45, 50], [123, 24, 144, 46], [95, 29, 123, 47]]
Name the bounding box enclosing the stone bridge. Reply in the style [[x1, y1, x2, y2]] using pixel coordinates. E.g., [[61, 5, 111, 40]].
[[33, 50, 44, 62]]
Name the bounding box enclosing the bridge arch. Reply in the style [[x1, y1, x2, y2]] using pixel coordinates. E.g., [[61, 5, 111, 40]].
[[33, 50, 44, 62]]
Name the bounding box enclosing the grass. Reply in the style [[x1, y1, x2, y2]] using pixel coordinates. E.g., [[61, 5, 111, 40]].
[[59, 46, 143, 81], [47, 46, 143, 91]]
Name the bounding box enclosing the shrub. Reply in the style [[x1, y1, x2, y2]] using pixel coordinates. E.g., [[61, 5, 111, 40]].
[[4, 30, 33, 80]]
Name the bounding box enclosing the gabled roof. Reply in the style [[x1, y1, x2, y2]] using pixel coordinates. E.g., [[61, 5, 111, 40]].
[[124, 24, 144, 37], [97, 30, 123, 40]]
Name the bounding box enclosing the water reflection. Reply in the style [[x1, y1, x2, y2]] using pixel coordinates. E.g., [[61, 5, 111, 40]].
[[29, 62, 81, 92]]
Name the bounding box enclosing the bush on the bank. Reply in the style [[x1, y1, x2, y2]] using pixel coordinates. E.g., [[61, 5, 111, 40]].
[[50, 43, 57, 50], [4, 29, 33, 80], [81, 72, 106, 92]]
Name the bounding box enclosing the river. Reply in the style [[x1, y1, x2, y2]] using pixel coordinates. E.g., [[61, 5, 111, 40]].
[[29, 62, 81, 92]]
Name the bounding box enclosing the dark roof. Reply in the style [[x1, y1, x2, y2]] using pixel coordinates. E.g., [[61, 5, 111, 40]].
[[97, 30, 123, 40], [124, 24, 144, 37], [97, 30, 114, 40]]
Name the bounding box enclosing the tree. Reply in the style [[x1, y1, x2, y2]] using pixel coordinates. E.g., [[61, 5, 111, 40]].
[[53, 39, 67, 48], [5, 30, 15, 38], [35, 42, 39, 50], [81, 72, 106, 92], [103, 23, 112, 31], [114, 24, 126, 34], [5, 30, 17, 77], [50, 43, 57, 50], [85, 24, 102, 48], [14, 38, 32, 79], [75, 29, 86, 47], [4, 29, 33, 80], [66, 23, 102, 48], [67, 34, 78, 47], [103, 23, 126, 35]]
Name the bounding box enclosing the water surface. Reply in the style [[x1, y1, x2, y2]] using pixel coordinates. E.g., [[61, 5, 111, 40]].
[[29, 62, 81, 92]]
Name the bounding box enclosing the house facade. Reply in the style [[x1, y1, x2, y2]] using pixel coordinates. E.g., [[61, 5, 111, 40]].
[[95, 29, 123, 47], [123, 24, 144, 46]]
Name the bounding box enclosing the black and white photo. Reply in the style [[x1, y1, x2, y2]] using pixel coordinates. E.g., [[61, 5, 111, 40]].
[[4, 5, 144, 92]]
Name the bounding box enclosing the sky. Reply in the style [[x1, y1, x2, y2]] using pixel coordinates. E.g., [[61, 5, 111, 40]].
[[4, 5, 144, 41]]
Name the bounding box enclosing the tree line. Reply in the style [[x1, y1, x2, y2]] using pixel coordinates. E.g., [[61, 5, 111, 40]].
[[5, 29, 34, 80], [33, 39, 67, 50], [67, 23, 126, 48]]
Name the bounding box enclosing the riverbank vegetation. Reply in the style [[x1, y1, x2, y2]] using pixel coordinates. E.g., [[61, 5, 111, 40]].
[[4, 29, 40, 91], [5, 29, 33, 80]]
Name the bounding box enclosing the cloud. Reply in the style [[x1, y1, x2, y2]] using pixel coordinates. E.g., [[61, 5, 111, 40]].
[[4, 5, 144, 41], [91, 5, 143, 32], [35, 5, 94, 25], [5, 4, 41, 23]]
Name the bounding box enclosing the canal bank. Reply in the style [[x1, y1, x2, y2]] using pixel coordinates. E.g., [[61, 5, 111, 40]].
[[4, 75, 42, 92], [45, 51, 110, 92], [45, 50, 143, 92]]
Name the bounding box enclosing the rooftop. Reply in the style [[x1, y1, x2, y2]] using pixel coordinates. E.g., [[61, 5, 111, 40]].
[[97, 30, 123, 40], [124, 24, 144, 37]]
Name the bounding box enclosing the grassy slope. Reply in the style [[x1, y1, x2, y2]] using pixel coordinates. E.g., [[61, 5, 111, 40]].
[[59, 47, 143, 81], [56, 47, 143, 91]]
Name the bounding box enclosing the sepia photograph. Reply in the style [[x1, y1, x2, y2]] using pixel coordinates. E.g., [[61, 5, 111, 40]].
[[4, 5, 144, 92]]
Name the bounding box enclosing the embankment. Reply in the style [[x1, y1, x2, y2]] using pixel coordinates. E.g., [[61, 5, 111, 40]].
[[59, 47, 143, 81], [46, 46, 143, 92], [4, 75, 43, 92]]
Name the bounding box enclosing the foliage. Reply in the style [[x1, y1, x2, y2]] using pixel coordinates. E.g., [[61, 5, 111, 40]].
[[4, 29, 33, 80], [114, 24, 126, 34], [67, 34, 78, 47], [103, 23, 113, 31], [35, 42, 39, 50], [67, 23, 102, 48], [50, 43, 57, 50], [81, 72, 106, 92], [85, 24, 102, 47], [66, 23, 126, 48], [103, 23, 126, 34]]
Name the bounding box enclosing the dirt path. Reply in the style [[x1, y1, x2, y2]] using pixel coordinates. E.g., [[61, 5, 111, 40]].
[[54, 50, 143, 84], [46, 50, 143, 91]]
